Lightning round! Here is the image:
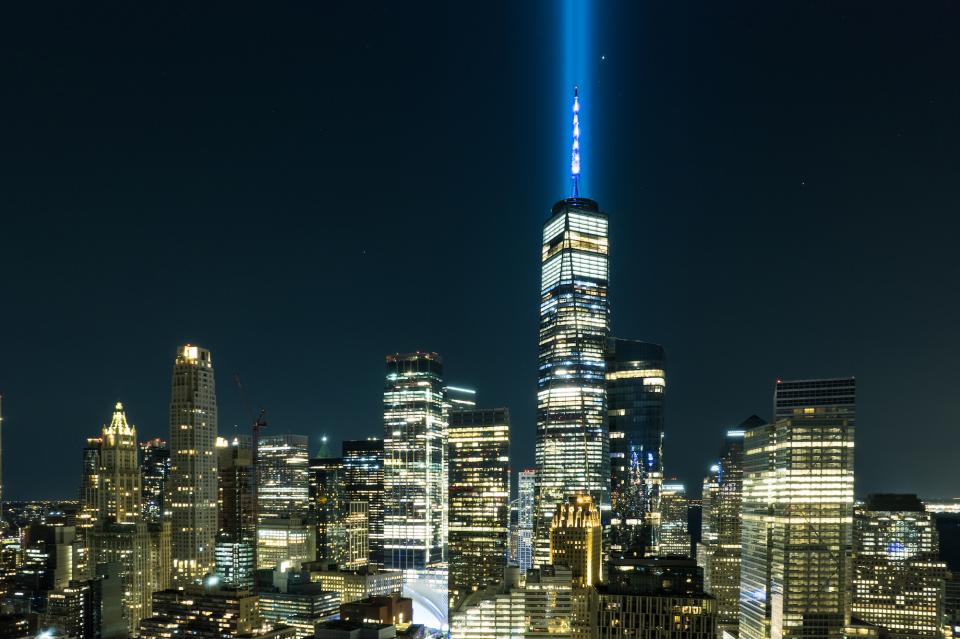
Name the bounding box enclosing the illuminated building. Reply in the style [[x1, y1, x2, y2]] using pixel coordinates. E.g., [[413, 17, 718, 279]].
[[697, 422, 752, 632], [311, 456, 348, 567], [447, 408, 510, 609], [340, 593, 413, 626], [305, 561, 404, 605], [449, 565, 574, 639], [258, 568, 341, 638], [535, 89, 611, 567], [851, 494, 947, 638], [659, 483, 690, 557], [382, 352, 446, 571], [593, 586, 717, 639], [78, 437, 102, 549], [257, 518, 316, 571], [606, 338, 666, 557], [140, 438, 169, 525], [168, 344, 218, 586], [342, 439, 385, 568], [550, 494, 602, 587], [259, 434, 311, 521], [217, 436, 256, 543], [214, 539, 254, 589], [345, 501, 370, 571], [740, 377, 856, 639], [517, 469, 536, 573], [139, 587, 261, 639], [98, 403, 140, 524]]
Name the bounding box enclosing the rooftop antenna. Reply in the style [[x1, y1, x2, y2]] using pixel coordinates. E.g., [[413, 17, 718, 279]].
[[571, 86, 581, 198]]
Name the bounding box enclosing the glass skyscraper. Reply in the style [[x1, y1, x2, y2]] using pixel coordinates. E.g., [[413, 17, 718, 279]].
[[516, 469, 536, 573], [169, 344, 218, 586], [535, 195, 610, 566], [605, 338, 666, 557], [447, 407, 510, 609], [140, 438, 169, 525], [740, 377, 856, 639], [257, 433, 310, 521], [342, 438, 384, 568], [383, 351, 446, 570]]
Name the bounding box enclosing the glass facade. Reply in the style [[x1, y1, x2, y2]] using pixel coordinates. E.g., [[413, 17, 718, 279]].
[[517, 469, 536, 573], [310, 456, 348, 567], [447, 408, 510, 609], [140, 438, 169, 525], [605, 338, 666, 557], [658, 483, 690, 558], [258, 433, 310, 521], [740, 378, 856, 639], [342, 438, 384, 568], [535, 197, 610, 567], [852, 494, 947, 637], [168, 344, 218, 586], [382, 352, 446, 570]]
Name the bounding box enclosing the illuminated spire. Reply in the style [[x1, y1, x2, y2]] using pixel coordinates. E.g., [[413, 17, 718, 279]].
[[105, 401, 133, 436], [571, 86, 581, 197]]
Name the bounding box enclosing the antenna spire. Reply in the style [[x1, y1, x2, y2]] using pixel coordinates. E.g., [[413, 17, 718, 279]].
[[571, 86, 581, 197]]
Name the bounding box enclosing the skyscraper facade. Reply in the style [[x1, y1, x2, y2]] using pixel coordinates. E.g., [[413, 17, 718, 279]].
[[658, 482, 691, 557], [535, 102, 611, 565], [447, 407, 510, 609], [98, 402, 141, 525], [140, 439, 169, 525], [311, 456, 347, 567], [517, 469, 536, 573], [852, 494, 947, 638], [605, 338, 666, 557], [258, 433, 310, 520], [740, 378, 856, 639], [549, 494, 602, 588], [168, 344, 218, 586], [215, 436, 255, 588], [342, 438, 384, 568], [382, 352, 446, 570]]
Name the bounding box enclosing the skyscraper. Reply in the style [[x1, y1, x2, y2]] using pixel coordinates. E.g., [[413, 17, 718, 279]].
[[311, 456, 347, 567], [659, 482, 691, 557], [140, 439, 169, 525], [342, 439, 384, 568], [98, 402, 141, 524], [169, 344, 218, 586], [258, 434, 310, 520], [740, 378, 856, 639], [382, 352, 446, 571], [215, 436, 255, 588], [535, 89, 611, 566], [605, 338, 666, 558], [447, 407, 510, 609], [698, 421, 753, 632], [549, 494, 602, 587], [517, 469, 536, 573], [852, 494, 947, 638]]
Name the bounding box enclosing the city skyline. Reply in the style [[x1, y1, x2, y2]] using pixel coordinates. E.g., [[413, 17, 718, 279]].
[[3, 1, 960, 504]]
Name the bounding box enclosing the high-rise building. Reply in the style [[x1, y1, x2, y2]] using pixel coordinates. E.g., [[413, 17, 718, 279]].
[[740, 377, 856, 639], [305, 561, 404, 606], [257, 568, 341, 638], [139, 587, 261, 639], [257, 517, 316, 571], [140, 439, 169, 525], [698, 422, 752, 632], [168, 344, 218, 586], [851, 494, 947, 638], [549, 494, 602, 587], [98, 403, 141, 525], [605, 338, 666, 557], [342, 439, 384, 568], [517, 469, 536, 573], [659, 483, 690, 557], [311, 456, 348, 567], [447, 408, 510, 609], [382, 352, 446, 571], [215, 436, 256, 589], [344, 501, 370, 571], [535, 89, 611, 567], [258, 434, 310, 521]]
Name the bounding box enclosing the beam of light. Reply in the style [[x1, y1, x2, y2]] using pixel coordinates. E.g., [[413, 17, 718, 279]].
[[560, 0, 592, 197]]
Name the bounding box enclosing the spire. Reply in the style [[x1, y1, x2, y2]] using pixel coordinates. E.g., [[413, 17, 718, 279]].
[[105, 401, 134, 436], [571, 86, 581, 197]]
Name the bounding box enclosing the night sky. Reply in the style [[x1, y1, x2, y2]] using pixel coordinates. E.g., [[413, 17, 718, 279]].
[[2, 2, 959, 501]]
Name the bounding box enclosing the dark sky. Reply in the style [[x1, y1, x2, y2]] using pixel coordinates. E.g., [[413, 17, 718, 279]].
[[2, 2, 959, 501]]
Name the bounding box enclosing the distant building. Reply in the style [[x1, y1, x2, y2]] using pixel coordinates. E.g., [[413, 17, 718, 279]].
[[169, 344, 218, 586], [311, 456, 348, 567], [740, 377, 856, 639], [516, 469, 536, 573], [659, 482, 690, 557], [258, 434, 311, 521], [140, 439, 169, 525], [342, 439, 385, 568], [852, 494, 947, 638], [447, 407, 510, 609], [215, 435, 256, 589], [550, 494, 602, 587], [305, 561, 404, 606], [43, 562, 126, 639], [139, 586, 260, 639], [257, 517, 316, 571], [315, 620, 398, 639], [340, 593, 413, 626], [257, 567, 341, 638], [383, 352, 446, 571], [606, 338, 666, 557]]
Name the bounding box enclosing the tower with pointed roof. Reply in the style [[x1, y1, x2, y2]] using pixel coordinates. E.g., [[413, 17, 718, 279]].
[[99, 401, 142, 523], [534, 88, 611, 567]]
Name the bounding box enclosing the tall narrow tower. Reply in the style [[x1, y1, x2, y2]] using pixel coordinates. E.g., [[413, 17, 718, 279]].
[[169, 344, 218, 585], [534, 88, 610, 566], [99, 402, 142, 523]]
